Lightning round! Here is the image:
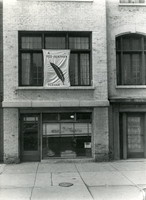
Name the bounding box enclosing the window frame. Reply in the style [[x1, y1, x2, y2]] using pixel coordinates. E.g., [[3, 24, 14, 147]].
[[18, 31, 92, 87], [116, 34, 146, 85]]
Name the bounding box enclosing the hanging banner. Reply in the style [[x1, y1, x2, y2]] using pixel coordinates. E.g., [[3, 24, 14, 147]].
[[43, 49, 70, 87]]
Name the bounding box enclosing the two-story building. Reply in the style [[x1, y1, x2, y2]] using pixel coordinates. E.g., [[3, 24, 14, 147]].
[[2, 0, 109, 163], [107, 0, 146, 160], [1, 0, 146, 164]]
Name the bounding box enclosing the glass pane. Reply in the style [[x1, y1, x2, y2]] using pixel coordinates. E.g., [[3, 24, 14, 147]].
[[116, 38, 121, 50], [74, 123, 88, 135], [123, 38, 130, 50], [32, 53, 43, 85], [61, 123, 74, 135], [21, 37, 42, 49], [123, 54, 131, 84], [76, 113, 91, 121], [116, 53, 121, 85], [43, 137, 60, 158], [69, 54, 78, 85], [69, 37, 89, 49], [23, 122, 38, 151], [45, 37, 65, 49], [43, 123, 60, 136], [60, 113, 75, 121], [127, 117, 144, 152], [80, 54, 90, 85], [25, 117, 38, 121], [132, 54, 141, 84], [21, 53, 31, 85], [131, 37, 141, 50], [42, 114, 58, 121]]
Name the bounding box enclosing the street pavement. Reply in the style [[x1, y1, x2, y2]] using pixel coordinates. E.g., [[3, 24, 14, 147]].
[[0, 159, 146, 200]]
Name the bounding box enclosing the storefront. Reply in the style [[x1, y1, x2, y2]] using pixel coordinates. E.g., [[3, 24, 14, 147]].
[[20, 110, 92, 162]]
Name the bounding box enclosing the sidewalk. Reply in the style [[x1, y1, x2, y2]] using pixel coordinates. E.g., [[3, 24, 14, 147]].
[[0, 160, 146, 200]]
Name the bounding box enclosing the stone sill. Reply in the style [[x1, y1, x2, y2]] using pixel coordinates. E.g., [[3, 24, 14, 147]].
[[16, 86, 95, 90], [116, 86, 146, 89], [119, 3, 146, 6], [2, 100, 109, 108], [17, 0, 93, 2]]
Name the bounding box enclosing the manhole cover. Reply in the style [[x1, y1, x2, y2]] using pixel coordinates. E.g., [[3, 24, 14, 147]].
[[59, 182, 73, 187]]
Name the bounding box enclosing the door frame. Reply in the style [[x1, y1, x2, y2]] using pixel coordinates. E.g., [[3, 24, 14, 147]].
[[122, 112, 146, 159], [20, 114, 41, 162]]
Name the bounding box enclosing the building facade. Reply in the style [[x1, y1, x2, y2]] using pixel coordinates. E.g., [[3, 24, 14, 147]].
[[107, 0, 146, 160], [1, 0, 146, 164], [2, 0, 109, 163]]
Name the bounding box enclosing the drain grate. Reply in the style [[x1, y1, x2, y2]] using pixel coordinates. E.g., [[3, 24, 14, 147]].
[[59, 182, 73, 187]]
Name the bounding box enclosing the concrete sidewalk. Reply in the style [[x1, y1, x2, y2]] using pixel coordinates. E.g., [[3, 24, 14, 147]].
[[0, 160, 146, 200]]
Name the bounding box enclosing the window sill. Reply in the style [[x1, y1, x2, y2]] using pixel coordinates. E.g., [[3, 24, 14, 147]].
[[119, 3, 146, 6], [116, 85, 146, 89], [17, 0, 93, 2], [16, 86, 95, 90]]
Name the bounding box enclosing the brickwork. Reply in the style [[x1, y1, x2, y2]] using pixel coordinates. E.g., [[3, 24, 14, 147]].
[[0, 0, 3, 162], [3, 108, 19, 164], [3, 0, 108, 102], [107, 0, 146, 99], [92, 107, 109, 161], [2, 0, 109, 163]]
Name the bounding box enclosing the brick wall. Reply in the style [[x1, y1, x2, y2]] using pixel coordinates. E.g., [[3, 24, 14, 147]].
[[3, 0, 108, 102], [107, 0, 146, 99], [0, 0, 3, 162]]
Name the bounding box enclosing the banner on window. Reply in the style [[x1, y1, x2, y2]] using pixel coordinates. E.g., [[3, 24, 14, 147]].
[[43, 49, 70, 87]]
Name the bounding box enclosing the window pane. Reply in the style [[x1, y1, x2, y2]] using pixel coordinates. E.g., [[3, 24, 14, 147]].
[[123, 38, 130, 50], [80, 54, 90, 85], [32, 53, 43, 85], [116, 38, 121, 50], [132, 54, 141, 84], [69, 54, 79, 85], [45, 37, 65, 49], [116, 53, 121, 85], [131, 37, 141, 50], [21, 53, 31, 85], [21, 37, 42, 49], [123, 54, 141, 85], [61, 123, 74, 135], [76, 113, 91, 121], [42, 114, 58, 121], [123, 54, 131, 84], [43, 123, 60, 136], [60, 113, 75, 121], [69, 37, 89, 49]]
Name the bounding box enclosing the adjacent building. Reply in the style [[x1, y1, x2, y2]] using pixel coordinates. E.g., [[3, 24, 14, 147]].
[[0, 0, 146, 163]]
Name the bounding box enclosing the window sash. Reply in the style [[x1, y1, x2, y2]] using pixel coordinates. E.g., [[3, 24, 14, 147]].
[[19, 32, 91, 86], [116, 34, 146, 85]]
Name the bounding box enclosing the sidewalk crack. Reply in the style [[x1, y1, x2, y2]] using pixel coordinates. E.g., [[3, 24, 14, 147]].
[[74, 163, 95, 200], [30, 163, 39, 200]]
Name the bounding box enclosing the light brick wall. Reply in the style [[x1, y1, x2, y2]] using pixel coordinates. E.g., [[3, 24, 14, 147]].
[[3, 0, 108, 102], [0, 0, 3, 162], [107, 0, 146, 99], [3, 108, 19, 164], [3, 0, 110, 162], [92, 107, 109, 161]]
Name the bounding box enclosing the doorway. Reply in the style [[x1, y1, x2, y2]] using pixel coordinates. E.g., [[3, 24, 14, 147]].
[[120, 113, 146, 159], [20, 115, 40, 161]]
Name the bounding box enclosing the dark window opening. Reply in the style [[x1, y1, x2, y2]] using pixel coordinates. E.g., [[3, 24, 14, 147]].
[[116, 34, 146, 85], [19, 31, 92, 86]]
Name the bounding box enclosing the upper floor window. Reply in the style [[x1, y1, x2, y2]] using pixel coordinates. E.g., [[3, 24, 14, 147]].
[[119, 0, 145, 3], [116, 34, 146, 85], [19, 31, 92, 87]]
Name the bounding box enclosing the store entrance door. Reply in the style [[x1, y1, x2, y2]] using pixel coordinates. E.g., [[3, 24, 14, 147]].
[[121, 113, 146, 159], [20, 115, 40, 162]]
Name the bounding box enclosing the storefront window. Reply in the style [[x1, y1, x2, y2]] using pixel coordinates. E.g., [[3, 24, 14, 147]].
[[42, 113, 92, 158]]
